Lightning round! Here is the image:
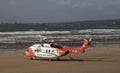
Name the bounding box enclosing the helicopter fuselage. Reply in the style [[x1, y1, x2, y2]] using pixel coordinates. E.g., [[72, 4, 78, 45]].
[[24, 39, 90, 60]]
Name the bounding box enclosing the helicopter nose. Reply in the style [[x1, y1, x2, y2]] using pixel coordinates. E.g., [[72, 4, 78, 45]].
[[24, 51, 29, 57], [24, 48, 35, 57]]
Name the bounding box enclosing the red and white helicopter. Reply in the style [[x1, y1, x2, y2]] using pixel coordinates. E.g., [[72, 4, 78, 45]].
[[24, 38, 91, 60]]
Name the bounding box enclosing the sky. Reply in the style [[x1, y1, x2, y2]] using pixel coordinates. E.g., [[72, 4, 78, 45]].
[[0, 0, 120, 23]]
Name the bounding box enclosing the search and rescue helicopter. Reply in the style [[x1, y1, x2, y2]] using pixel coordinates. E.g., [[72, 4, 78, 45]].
[[24, 38, 91, 60]]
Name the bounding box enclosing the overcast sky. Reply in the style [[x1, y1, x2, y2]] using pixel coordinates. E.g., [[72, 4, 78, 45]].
[[0, 0, 120, 23]]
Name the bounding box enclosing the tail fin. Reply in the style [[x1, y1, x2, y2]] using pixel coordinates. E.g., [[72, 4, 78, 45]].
[[78, 39, 91, 53]]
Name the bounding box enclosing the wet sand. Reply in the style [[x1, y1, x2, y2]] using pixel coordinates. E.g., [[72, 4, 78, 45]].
[[0, 45, 120, 73]]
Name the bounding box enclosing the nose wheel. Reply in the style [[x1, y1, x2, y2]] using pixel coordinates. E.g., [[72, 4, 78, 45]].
[[30, 57, 36, 60], [57, 57, 60, 61]]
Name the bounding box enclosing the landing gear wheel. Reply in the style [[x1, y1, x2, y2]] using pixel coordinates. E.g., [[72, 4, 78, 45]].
[[57, 57, 60, 61], [30, 57, 36, 60]]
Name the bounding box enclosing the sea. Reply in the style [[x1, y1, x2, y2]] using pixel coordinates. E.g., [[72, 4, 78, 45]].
[[0, 19, 120, 52]]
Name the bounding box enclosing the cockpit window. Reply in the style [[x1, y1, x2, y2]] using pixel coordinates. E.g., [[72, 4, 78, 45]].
[[34, 49, 41, 52], [52, 50, 54, 52]]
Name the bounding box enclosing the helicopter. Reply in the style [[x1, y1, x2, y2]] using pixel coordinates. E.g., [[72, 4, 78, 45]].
[[24, 38, 91, 60]]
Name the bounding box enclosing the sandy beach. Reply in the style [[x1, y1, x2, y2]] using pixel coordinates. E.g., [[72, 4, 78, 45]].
[[0, 45, 120, 73]]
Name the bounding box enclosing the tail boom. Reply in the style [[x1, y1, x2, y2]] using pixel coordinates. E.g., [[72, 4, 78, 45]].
[[65, 39, 90, 54]]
